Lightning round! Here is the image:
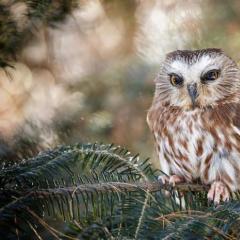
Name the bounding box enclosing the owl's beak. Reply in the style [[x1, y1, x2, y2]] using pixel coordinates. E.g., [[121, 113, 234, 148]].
[[187, 83, 198, 108]]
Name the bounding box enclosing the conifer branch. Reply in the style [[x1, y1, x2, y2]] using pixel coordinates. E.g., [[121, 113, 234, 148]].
[[33, 182, 209, 196]]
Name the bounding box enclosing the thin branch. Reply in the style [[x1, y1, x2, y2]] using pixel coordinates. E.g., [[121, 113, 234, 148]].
[[1, 182, 209, 200], [34, 181, 209, 197]]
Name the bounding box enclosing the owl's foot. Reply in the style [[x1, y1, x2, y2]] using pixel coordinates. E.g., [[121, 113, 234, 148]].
[[157, 175, 169, 185], [158, 175, 185, 197], [158, 174, 185, 186], [169, 175, 185, 186], [207, 181, 230, 204]]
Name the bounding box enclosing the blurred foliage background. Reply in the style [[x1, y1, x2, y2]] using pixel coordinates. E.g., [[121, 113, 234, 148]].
[[1, 0, 240, 168]]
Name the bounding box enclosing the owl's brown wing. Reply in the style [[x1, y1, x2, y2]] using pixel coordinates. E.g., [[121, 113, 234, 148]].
[[208, 102, 240, 129], [232, 103, 240, 129], [212, 103, 240, 148], [146, 106, 158, 133]]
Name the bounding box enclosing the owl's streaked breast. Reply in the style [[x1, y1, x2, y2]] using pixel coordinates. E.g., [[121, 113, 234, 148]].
[[155, 109, 209, 180], [149, 105, 240, 190]]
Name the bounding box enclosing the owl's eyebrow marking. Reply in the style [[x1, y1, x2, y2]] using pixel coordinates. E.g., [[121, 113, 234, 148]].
[[201, 62, 219, 70], [166, 63, 185, 75], [167, 72, 183, 78]]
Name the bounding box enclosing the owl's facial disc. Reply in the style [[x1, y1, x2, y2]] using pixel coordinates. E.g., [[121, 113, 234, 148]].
[[157, 49, 240, 110]]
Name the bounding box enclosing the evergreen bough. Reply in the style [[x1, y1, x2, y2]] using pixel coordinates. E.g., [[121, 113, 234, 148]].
[[1, 143, 240, 239]]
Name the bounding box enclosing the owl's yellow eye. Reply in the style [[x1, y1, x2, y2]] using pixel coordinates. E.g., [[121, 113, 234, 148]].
[[169, 74, 184, 87], [202, 69, 220, 82]]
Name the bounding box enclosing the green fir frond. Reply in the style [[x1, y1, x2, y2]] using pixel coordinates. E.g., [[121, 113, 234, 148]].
[[1, 143, 156, 189], [0, 143, 160, 239], [1, 143, 240, 239]]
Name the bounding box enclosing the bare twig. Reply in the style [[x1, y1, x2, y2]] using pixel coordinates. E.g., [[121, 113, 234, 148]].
[[34, 181, 209, 197], [1, 182, 209, 200]]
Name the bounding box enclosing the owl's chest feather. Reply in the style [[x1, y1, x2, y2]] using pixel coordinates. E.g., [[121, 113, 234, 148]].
[[148, 103, 240, 186], [159, 111, 205, 173], [155, 108, 239, 181]]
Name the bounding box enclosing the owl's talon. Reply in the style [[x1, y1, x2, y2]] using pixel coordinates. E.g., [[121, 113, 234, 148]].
[[207, 181, 230, 204], [169, 175, 185, 187], [158, 175, 169, 185], [157, 175, 171, 196], [158, 175, 184, 186]]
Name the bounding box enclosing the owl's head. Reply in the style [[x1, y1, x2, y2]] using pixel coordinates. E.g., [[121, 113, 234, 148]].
[[156, 48, 240, 110]]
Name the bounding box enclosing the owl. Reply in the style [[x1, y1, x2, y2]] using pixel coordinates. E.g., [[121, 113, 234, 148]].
[[147, 48, 240, 204]]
